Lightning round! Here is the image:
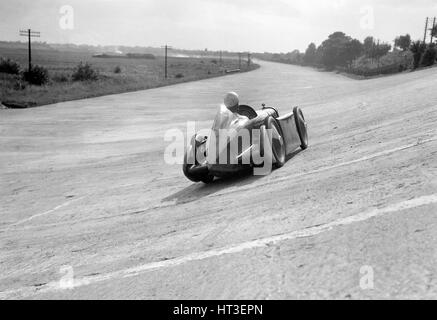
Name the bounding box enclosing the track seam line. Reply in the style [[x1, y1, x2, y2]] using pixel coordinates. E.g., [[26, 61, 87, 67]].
[[1, 197, 85, 232], [2, 137, 436, 233], [209, 136, 437, 198], [1, 193, 436, 299]]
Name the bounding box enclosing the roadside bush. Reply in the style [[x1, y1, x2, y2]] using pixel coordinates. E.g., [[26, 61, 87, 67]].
[[114, 66, 122, 74], [421, 44, 437, 67], [13, 79, 27, 90], [72, 62, 99, 81], [348, 64, 403, 77], [175, 73, 184, 78], [23, 65, 49, 85], [52, 72, 70, 83], [349, 50, 413, 76], [0, 58, 21, 75]]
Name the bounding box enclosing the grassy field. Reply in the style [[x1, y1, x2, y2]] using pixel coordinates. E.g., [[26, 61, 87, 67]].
[[0, 46, 258, 107]]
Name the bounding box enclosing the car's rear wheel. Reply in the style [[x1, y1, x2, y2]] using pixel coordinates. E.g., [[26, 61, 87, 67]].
[[293, 107, 308, 150], [265, 117, 286, 168]]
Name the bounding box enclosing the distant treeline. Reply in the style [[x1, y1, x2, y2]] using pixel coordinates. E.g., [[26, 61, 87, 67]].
[[255, 30, 437, 77], [0, 41, 244, 59], [93, 53, 156, 59]]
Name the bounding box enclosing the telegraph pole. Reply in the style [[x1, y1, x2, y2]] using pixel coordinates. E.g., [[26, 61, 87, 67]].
[[423, 17, 429, 44], [19, 29, 40, 71], [161, 45, 172, 79], [376, 39, 380, 68], [164, 45, 168, 79], [430, 17, 436, 43], [247, 53, 251, 67]]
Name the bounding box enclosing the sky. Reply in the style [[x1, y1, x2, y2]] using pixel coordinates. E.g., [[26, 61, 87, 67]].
[[1, 0, 436, 52]]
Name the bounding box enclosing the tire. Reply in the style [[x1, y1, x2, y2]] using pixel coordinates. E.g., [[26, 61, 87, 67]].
[[200, 175, 215, 184], [265, 117, 286, 168], [293, 107, 308, 150], [183, 150, 201, 183], [183, 135, 214, 183]]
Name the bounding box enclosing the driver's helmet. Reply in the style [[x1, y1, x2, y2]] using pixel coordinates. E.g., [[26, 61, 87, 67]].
[[224, 92, 239, 112]]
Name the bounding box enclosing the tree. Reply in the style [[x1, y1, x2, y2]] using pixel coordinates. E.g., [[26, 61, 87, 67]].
[[394, 34, 411, 51], [318, 32, 352, 69], [421, 43, 437, 67], [317, 32, 364, 69], [363, 36, 375, 57], [374, 43, 392, 59], [363, 36, 391, 60], [272, 53, 282, 61], [344, 39, 363, 68], [284, 50, 302, 64], [410, 40, 426, 69], [304, 43, 317, 65], [315, 45, 324, 65], [432, 25, 437, 39]]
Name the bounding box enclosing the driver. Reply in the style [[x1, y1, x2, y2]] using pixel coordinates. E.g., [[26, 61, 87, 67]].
[[212, 92, 250, 131], [224, 92, 240, 113]]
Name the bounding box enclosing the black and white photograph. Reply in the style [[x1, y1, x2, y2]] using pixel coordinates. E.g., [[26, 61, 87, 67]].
[[0, 0, 436, 303]]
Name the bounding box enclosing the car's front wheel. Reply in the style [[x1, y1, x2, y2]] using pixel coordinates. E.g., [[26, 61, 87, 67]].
[[183, 135, 214, 183], [183, 151, 201, 183]]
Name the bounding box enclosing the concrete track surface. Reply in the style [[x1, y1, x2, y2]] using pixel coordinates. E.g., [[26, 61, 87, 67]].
[[0, 61, 436, 299]]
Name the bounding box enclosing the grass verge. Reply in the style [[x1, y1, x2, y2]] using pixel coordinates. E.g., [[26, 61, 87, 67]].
[[0, 47, 259, 107]]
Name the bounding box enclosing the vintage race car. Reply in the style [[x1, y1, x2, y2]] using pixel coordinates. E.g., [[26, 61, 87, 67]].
[[183, 102, 308, 183]]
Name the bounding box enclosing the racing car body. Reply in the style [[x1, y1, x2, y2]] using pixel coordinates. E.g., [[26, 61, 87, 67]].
[[183, 103, 308, 183]]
